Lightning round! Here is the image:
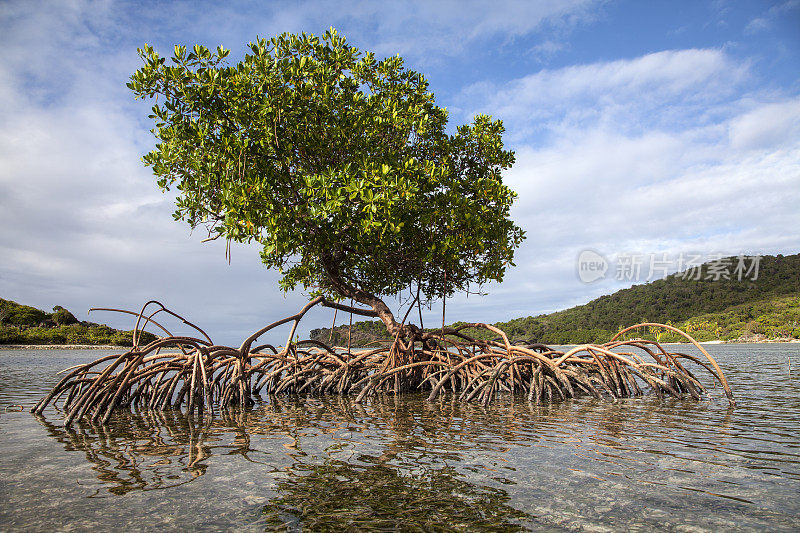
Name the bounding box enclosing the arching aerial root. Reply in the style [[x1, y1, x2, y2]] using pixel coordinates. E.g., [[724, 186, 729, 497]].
[[34, 301, 735, 427]]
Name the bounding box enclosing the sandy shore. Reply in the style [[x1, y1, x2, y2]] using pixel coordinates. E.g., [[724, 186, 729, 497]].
[[661, 339, 800, 345], [722, 338, 800, 344]]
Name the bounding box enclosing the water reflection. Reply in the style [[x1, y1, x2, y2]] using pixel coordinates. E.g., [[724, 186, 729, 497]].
[[32, 393, 737, 498], [33, 396, 562, 496], [17, 342, 800, 531], [36, 411, 218, 494], [33, 398, 541, 529]]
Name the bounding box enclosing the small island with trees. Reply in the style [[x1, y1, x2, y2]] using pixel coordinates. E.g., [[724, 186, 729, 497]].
[[0, 298, 156, 347]]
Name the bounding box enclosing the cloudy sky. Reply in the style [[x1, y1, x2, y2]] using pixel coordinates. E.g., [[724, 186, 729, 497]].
[[1, 0, 798, 344]]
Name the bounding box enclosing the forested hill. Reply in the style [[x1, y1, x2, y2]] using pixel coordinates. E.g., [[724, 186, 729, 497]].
[[0, 298, 157, 346], [492, 253, 799, 343], [311, 253, 800, 345]]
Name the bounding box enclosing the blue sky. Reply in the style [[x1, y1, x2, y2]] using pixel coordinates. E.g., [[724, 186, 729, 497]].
[[1, 0, 798, 344]]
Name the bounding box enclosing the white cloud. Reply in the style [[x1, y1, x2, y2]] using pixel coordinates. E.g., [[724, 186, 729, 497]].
[[0, 87, 308, 343], [744, 17, 770, 34], [86, 0, 604, 67], [297, 0, 602, 59], [0, 7, 309, 343], [501, 103, 800, 258], [729, 99, 800, 151], [530, 40, 566, 59], [457, 49, 748, 143], [744, 1, 800, 34], [439, 49, 800, 322]]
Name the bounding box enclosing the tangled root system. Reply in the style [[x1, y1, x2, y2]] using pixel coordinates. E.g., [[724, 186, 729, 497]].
[[35, 300, 735, 427]]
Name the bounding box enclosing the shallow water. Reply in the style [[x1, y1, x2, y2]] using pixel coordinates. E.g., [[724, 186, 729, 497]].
[[1, 345, 799, 531]]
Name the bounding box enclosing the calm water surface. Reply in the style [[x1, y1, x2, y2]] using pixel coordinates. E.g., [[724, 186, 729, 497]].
[[1, 344, 799, 531]]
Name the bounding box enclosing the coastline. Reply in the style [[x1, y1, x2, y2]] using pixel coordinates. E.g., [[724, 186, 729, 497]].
[[2, 339, 798, 351], [722, 338, 800, 344], [0, 344, 128, 351], [660, 339, 800, 345]]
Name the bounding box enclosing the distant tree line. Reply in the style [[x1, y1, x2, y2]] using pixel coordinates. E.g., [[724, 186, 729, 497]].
[[0, 298, 157, 346], [311, 253, 800, 345]]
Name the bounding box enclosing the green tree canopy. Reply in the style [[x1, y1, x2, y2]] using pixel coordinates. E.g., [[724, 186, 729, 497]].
[[52, 306, 78, 326], [128, 28, 524, 334]]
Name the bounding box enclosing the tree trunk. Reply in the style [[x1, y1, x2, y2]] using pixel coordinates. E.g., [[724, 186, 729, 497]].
[[320, 253, 403, 337]]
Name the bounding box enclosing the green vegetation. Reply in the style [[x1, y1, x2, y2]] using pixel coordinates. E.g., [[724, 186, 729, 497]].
[[51, 306, 78, 326], [310, 319, 390, 346], [0, 298, 156, 346], [679, 294, 800, 342], [262, 461, 531, 531], [0, 299, 47, 326], [312, 253, 800, 345], [128, 28, 523, 336]]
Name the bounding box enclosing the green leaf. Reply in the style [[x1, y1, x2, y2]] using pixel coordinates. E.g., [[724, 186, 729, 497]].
[[129, 28, 523, 317]]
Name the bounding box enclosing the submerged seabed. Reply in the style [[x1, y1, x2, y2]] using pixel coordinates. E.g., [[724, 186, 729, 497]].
[[1, 345, 799, 531]]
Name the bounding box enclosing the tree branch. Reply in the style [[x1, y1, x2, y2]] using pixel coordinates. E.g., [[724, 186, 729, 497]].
[[320, 298, 378, 318]]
